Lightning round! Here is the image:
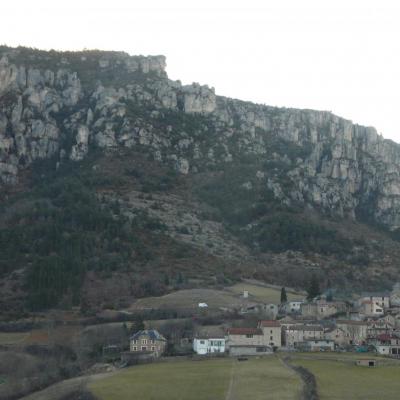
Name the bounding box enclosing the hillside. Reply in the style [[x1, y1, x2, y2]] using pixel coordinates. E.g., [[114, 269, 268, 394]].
[[1, 46, 400, 314]]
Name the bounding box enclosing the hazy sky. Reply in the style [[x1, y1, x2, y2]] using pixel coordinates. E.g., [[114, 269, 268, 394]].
[[2, 0, 400, 143]]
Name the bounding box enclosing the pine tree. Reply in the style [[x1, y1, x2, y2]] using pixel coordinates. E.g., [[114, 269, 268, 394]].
[[132, 315, 145, 333], [280, 287, 287, 303], [307, 274, 321, 301]]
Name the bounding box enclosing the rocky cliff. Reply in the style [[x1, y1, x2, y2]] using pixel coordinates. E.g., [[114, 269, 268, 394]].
[[0, 45, 400, 232]]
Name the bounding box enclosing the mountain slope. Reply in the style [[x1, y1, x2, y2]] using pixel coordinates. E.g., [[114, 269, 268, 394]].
[[0, 46, 400, 313]]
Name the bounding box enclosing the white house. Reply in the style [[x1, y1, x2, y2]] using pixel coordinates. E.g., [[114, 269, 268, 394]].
[[281, 301, 304, 315], [358, 293, 390, 311], [193, 337, 225, 355], [360, 300, 384, 317]]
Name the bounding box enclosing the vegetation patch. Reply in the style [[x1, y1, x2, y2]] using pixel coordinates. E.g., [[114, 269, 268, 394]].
[[292, 355, 400, 400]]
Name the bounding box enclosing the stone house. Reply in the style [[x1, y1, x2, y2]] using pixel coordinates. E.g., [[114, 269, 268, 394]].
[[284, 325, 324, 347], [226, 327, 266, 347], [375, 315, 396, 326], [130, 329, 167, 357], [360, 300, 384, 317], [301, 300, 347, 319], [358, 293, 390, 309], [325, 327, 348, 346], [367, 320, 396, 338], [258, 320, 282, 347], [226, 327, 271, 356], [336, 320, 368, 345]]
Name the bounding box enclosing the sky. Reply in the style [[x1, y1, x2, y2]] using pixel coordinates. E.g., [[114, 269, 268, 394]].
[[1, 0, 400, 143]]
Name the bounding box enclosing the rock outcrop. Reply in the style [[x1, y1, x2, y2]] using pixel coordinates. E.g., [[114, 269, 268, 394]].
[[1, 46, 400, 230]]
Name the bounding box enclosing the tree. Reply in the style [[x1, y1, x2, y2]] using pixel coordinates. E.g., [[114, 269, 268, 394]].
[[307, 274, 321, 301], [131, 315, 145, 333], [176, 272, 184, 285], [280, 287, 287, 303], [326, 278, 333, 301]]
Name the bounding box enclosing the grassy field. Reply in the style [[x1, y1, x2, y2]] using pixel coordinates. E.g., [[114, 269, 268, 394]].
[[129, 282, 304, 311], [291, 354, 400, 400], [0, 332, 29, 345], [129, 288, 244, 310], [89, 356, 302, 400], [226, 282, 304, 303], [229, 357, 302, 400]]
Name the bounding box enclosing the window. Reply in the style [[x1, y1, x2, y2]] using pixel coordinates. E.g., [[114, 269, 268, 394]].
[[246, 334, 253, 338], [133, 346, 137, 351], [142, 339, 147, 345], [151, 346, 155, 351], [270, 336, 273, 340], [270, 330, 273, 334], [200, 340, 205, 344], [141, 346, 147, 351]]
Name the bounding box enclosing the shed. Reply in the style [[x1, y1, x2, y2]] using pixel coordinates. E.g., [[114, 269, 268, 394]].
[[356, 359, 376, 367]]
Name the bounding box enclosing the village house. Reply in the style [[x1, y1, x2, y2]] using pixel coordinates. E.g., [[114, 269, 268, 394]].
[[281, 301, 304, 315], [193, 336, 225, 355], [360, 292, 391, 308], [367, 320, 396, 338], [348, 311, 363, 321], [258, 320, 282, 347], [336, 320, 368, 345], [241, 303, 278, 319], [301, 300, 347, 319], [358, 292, 390, 312], [325, 327, 348, 346], [369, 334, 400, 356], [226, 327, 272, 356], [130, 329, 167, 357], [283, 325, 324, 347], [360, 300, 385, 317], [376, 314, 397, 326]]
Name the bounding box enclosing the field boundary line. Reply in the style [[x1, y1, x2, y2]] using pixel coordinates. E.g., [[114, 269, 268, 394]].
[[225, 359, 236, 400]]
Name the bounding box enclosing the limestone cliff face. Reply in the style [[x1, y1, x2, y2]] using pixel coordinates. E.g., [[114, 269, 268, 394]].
[[0, 47, 400, 230]]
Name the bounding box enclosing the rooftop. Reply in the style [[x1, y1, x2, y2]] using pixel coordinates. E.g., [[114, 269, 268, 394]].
[[130, 329, 167, 341], [286, 325, 323, 332], [259, 320, 281, 328], [336, 320, 368, 326], [361, 292, 391, 298], [227, 327, 263, 336]]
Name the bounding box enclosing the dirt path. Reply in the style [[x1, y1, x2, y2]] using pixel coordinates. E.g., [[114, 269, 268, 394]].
[[279, 356, 319, 400], [225, 360, 236, 400]]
